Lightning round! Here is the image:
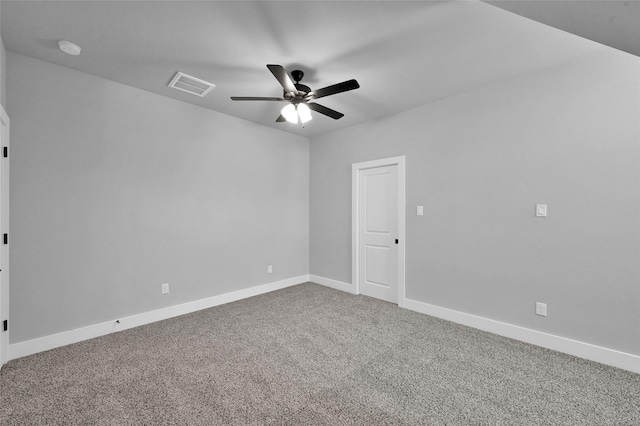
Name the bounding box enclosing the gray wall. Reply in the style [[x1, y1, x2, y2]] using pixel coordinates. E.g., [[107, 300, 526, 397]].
[[6, 40, 639, 357], [0, 0, 5, 110], [310, 48, 640, 355], [0, 37, 7, 111], [0, 3, 6, 111], [0, 39, 5, 109], [8, 52, 309, 343]]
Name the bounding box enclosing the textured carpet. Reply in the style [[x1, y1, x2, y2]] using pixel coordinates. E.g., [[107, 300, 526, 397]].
[[1, 283, 638, 425]]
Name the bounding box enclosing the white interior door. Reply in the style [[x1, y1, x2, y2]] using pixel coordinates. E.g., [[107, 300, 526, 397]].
[[358, 164, 399, 303], [0, 105, 9, 367]]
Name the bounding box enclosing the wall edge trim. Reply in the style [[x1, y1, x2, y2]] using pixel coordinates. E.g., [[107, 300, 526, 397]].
[[8, 274, 310, 361], [309, 274, 356, 294], [403, 297, 640, 374], [309, 274, 639, 373]]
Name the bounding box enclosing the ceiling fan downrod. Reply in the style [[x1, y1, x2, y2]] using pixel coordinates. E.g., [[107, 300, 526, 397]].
[[291, 70, 304, 84]]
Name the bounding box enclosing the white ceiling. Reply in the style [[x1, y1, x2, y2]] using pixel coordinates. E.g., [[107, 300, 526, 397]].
[[1, 1, 637, 138], [487, 0, 640, 58]]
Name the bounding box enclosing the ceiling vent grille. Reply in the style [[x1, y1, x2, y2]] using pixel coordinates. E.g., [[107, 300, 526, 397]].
[[168, 71, 215, 97]]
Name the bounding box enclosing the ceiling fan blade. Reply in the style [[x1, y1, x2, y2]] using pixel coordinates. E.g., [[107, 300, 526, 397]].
[[267, 64, 297, 94], [276, 114, 286, 122], [230, 97, 286, 101], [312, 79, 360, 99], [307, 102, 344, 120]]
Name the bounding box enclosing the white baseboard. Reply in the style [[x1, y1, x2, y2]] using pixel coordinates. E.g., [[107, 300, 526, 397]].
[[403, 298, 640, 374], [309, 274, 356, 294], [8, 275, 310, 361], [9, 274, 639, 374], [308, 274, 638, 374]]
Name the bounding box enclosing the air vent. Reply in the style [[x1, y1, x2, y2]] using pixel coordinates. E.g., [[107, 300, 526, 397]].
[[168, 72, 215, 97]]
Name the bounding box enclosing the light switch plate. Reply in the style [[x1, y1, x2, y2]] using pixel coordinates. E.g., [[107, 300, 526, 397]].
[[417, 206, 424, 216], [535, 204, 547, 217]]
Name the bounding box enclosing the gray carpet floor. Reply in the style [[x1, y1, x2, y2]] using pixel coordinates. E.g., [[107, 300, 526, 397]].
[[1, 283, 638, 425]]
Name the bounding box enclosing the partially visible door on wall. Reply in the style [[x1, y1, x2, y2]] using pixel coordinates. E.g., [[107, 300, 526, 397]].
[[0, 105, 9, 367], [353, 156, 405, 305]]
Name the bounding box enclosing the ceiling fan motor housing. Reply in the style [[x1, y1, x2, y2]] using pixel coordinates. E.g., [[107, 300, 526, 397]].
[[286, 70, 311, 101], [294, 83, 311, 94]]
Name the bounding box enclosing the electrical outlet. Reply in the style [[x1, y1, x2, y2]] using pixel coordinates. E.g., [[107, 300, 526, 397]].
[[535, 204, 547, 217], [267, 265, 273, 274], [535, 302, 547, 316], [161, 283, 169, 295]]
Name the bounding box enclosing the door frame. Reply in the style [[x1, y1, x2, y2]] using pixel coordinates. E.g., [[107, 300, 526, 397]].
[[0, 105, 9, 367], [352, 156, 406, 307]]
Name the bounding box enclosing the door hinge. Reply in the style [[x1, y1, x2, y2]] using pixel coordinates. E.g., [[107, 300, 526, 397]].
[[2, 234, 6, 245], [3, 147, 7, 158], [3, 320, 7, 332]]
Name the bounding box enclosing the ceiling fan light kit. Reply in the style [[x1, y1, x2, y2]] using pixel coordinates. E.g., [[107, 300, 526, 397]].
[[297, 103, 313, 123], [281, 103, 312, 124], [231, 64, 359, 124], [281, 104, 298, 123]]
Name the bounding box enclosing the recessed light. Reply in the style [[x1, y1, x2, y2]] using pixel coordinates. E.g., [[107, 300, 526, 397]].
[[58, 40, 81, 56]]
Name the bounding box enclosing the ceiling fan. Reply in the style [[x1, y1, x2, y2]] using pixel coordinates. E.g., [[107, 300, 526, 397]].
[[231, 64, 360, 124]]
